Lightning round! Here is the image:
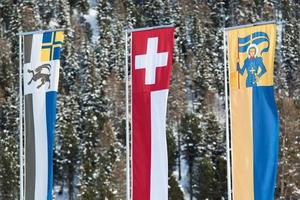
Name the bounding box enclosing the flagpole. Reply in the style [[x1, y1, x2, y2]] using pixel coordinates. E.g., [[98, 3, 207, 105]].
[[223, 29, 232, 200], [19, 34, 24, 200], [125, 31, 130, 200], [237, 33, 240, 89], [16, 28, 64, 36], [130, 32, 133, 200], [125, 24, 174, 33], [224, 20, 276, 31]]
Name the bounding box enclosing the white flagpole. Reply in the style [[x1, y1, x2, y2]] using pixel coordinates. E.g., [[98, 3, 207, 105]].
[[125, 31, 130, 200], [223, 29, 232, 200], [17, 28, 64, 36], [19, 34, 24, 200], [224, 20, 276, 31], [125, 24, 173, 33]]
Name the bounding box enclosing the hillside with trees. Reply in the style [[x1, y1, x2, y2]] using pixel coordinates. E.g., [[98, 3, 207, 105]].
[[0, 0, 299, 199]]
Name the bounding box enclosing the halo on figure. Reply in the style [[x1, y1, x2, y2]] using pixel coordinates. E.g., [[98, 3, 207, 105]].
[[247, 44, 259, 58]]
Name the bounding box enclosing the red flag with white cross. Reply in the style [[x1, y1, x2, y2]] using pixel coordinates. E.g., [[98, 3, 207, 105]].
[[131, 27, 175, 200]]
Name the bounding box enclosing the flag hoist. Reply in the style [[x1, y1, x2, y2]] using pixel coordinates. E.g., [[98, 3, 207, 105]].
[[18, 29, 64, 200], [125, 25, 175, 200], [224, 21, 280, 200]]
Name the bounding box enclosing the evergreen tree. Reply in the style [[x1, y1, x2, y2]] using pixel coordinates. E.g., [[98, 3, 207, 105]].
[[0, 37, 19, 200], [215, 157, 227, 199], [0, 0, 299, 198], [167, 128, 184, 200], [69, 0, 89, 14], [168, 175, 184, 200], [193, 157, 215, 199], [54, 1, 82, 198], [208, 0, 227, 95], [168, 63, 187, 180], [142, 0, 166, 26], [37, 0, 55, 28], [275, 97, 300, 199], [180, 113, 202, 200]]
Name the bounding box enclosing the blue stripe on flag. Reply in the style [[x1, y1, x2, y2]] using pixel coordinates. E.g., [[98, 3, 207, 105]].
[[239, 45, 249, 53], [238, 32, 270, 54], [253, 86, 279, 200], [252, 38, 268, 45], [46, 91, 57, 200], [252, 31, 269, 39], [238, 35, 251, 44]]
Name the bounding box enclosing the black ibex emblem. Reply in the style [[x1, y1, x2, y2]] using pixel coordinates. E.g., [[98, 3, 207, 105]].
[[28, 64, 51, 89]]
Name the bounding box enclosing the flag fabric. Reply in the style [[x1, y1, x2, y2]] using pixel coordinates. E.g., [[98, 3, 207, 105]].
[[226, 23, 279, 200], [23, 30, 63, 200], [131, 27, 174, 200]]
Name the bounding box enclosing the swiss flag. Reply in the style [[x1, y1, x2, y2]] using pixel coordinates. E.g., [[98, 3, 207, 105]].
[[132, 27, 175, 200]]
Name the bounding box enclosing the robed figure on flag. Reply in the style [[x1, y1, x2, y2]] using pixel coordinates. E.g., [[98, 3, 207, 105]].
[[226, 23, 279, 199], [23, 30, 64, 200], [130, 27, 174, 200]]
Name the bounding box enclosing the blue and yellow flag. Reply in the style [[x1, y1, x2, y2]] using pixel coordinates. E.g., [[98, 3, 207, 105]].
[[227, 23, 279, 200], [23, 30, 64, 200], [41, 31, 64, 62]]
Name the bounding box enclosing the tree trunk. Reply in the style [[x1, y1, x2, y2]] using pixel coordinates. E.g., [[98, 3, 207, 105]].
[[178, 121, 182, 180], [189, 162, 193, 200], [280, 117, 286, 199]]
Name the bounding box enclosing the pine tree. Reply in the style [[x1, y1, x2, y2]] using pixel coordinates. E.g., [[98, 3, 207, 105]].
[[168, 175, 184, 200], [170, 0, 187, 70], [0, 37, 19, 200], [69, 0, 89, 14], [214, 157, 227, 199], [78, 1, 119, 198], [78, 33, 109, 199], [0, 0, 299, 199], [54, 1, 82, 198], [180, 113, 202, 200], [36, 0, 56, 28], [168, 62, 187, 180], [193, 157, 215, 199], [208, 0, 226, 95], [275, 97, 300, 199], [201, 111, 225, 163], [275, 1, 300, 198], [167, 127, 184, 200], [187, 2, 213, 111], [55, 95, 81, 199], [280, 1, 300, 102], [142, 0, 166, 26]]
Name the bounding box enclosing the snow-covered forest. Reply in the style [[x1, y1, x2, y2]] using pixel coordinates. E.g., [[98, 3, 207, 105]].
[[0, 0, 299, 199]]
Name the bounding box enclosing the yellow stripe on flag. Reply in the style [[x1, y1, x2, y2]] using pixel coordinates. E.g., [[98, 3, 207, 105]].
[[231, 89, 254, 200]]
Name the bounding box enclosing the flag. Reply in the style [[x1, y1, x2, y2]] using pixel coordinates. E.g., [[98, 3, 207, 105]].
[[131, 27, 174, 200], [23, 30, 64, 200], [226, 23, 279, 200]]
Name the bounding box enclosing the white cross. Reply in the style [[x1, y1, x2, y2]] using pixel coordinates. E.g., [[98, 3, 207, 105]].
[[250, 67, 256, 74], [135, 37, 168, 85]]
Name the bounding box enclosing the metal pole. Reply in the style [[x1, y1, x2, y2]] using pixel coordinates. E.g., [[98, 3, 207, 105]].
[[16, 28, 65, 36], [224, 20, 276, 31], [130, 32, 133, 200], [125, 31, 130, 200], [19, 34, 24, 200], [223, 30, 232, 200], [125, 24, 174, 33]]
